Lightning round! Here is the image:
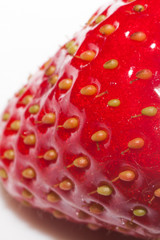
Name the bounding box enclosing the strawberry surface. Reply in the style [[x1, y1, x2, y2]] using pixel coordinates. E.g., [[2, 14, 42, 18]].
[[0, 0, 160, 239]]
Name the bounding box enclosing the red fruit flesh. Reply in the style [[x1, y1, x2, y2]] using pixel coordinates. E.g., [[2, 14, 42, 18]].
[[1, 0, 160, 239]]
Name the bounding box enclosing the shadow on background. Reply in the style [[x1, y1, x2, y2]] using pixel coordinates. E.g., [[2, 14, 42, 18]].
[[0, 185, 139, 240]]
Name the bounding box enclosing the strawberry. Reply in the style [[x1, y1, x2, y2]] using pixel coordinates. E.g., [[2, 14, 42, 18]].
[[0, 0, 160, 239]]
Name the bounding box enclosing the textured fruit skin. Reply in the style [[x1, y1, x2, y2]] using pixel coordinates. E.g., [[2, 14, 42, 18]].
[[1, 0, 160, 239]]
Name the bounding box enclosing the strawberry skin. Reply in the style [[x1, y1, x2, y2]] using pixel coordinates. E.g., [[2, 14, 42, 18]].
[[0, 0, 160, 238]]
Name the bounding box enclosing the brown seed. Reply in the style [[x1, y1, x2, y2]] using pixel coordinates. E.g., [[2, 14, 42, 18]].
[[103, 59, 119, 69], [128, 138, 144, 149], [24, 134, 36, 146], [119, 170, 136, 182], [89, 203, 104, 214], [22, 189, 33, 199], [141, 106, 157, 117], [0, 169, 8, 179], [10, 120, 20, 131], [133, 208, 147, 217], [136, 69, 153, 80], [59, 179, 73, 191], [87, 223, 100, 231], [108, 99, 121, 107], [53, 210, 66, 219], [97, 185, 113, 196], [42, 113, 56, 125], [130, 32, 146, 42], [80, 50, 96, 62], [73, 156, 89, 169], [45, 66, 56, 76], [100, 24, 115, 35], [2, 113, 10, 121], [47, 192, 61, 203], [49, 75, 58, 85], [22, 168, 36, 179], [29, 105, 40, 114], [63, 118, 79, 129], [59, 79, 73, 90], [22, 95, 33, 105], [80, 85, 97, 96], [95, 15, 106, 24], [154, 188, 160, 198], [44, 149, 57, 161], [133, 5, 145, 12], [77, 210, 90, 219], [91, 130, 108, 142], [4, 149, 15, 160]]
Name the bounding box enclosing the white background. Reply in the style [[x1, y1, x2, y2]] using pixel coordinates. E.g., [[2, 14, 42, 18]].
[[0, 1, 135, 240]]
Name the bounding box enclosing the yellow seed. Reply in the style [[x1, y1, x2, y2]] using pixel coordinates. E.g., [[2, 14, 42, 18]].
[[103, 59, 119, 69], [63, 118, 79, 129], [91, 130, 108, 142], [53, 210, 66, 219], [100, 24, 115, 35], [65, 41, 75, 49], [66, 41, 78, 55], [136, 69, 153, 80], [45, 66, 56, 76], [4, 149, 15, 160], [42, 113, 56, 125], [44, 58, 52, 69], [59, 79, 73, 90], [80, 85, 97, 96], [130, 32, 147, 42], [141, 107, 157, 117], [0, 169, 8, 179], [133, 208, 147, 217], [2, 113, 10, 121], [87, 15, 96, 25], [77, 210, 90, 219], [108, 99, 121, 107], [89, 203, 104, 214], [87, 223, 100, 231], [22, 189, 33, 199], [119, 170, 136, 182], [47, 192, 61, 203], [21, 200, 31, 207], [80, 50, 96, 62], [133, 5, 145, 12], [22, 168, 36, 179], [59, 179, 73, 191], [22, 95, 33, 105], [128, 138, 144, 149], [24, 134, 36, 146], [49, 75, 59, 85], [10, 120, 20, 131], [97, 185, 113, 196], [44, 149, 57, 161], [73, 156, 89, 169], [17, 87, 26, 97], [95, 15, 106, 24], [29, 105, 40, 114], [154, 188, 160, 198]]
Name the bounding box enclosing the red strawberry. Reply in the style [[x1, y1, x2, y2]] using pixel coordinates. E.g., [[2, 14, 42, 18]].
[[0, 0, 160, 239]]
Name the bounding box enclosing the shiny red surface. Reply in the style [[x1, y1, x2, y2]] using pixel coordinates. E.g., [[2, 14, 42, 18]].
[[0, 0, 160, 238]]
